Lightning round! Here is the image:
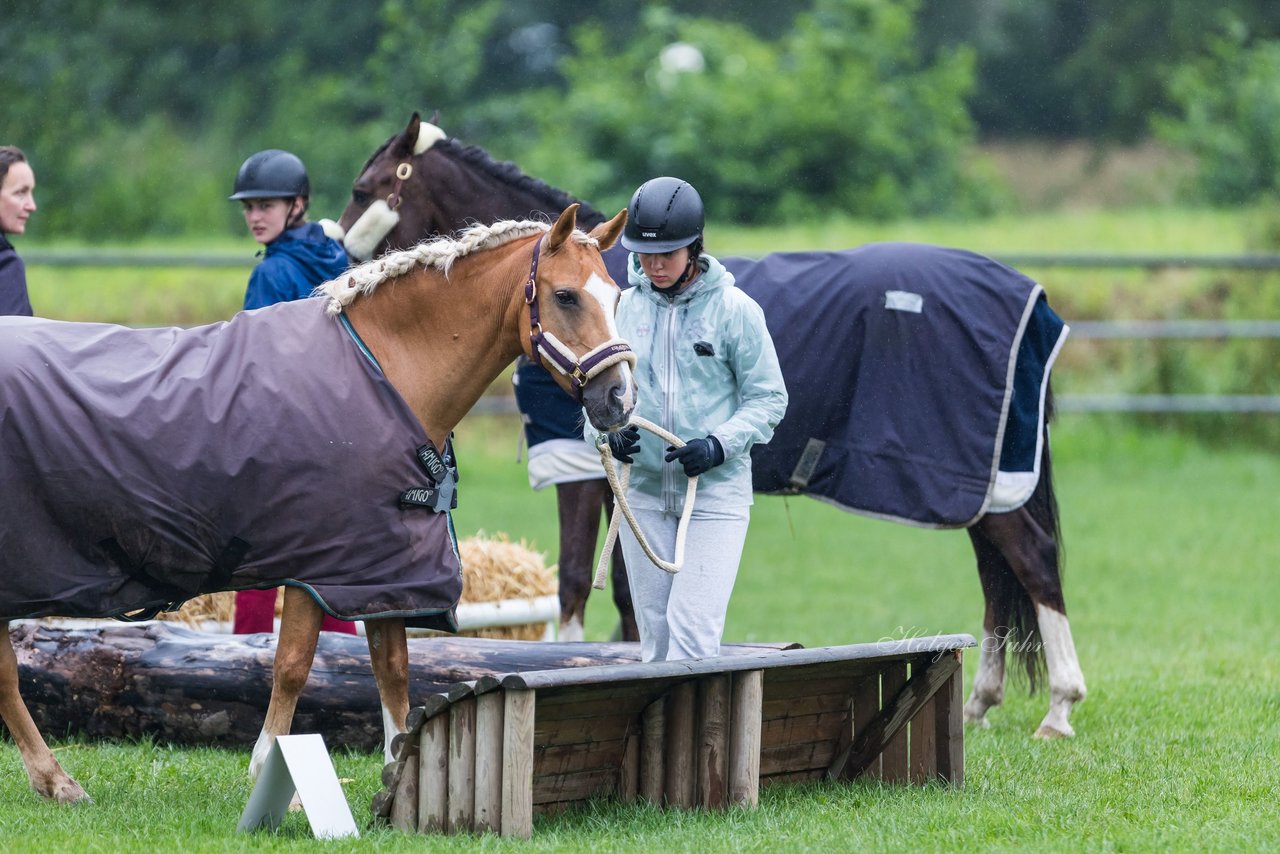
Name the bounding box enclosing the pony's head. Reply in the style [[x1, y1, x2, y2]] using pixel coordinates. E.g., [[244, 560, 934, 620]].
[[336, 112, 608, 262], [336, 112, 444, 261], [531, 204, 636, 432]]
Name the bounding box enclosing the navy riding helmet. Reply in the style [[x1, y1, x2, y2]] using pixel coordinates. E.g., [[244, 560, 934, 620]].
[[621, 176, 704, 254], [229, 149, 310, 200]]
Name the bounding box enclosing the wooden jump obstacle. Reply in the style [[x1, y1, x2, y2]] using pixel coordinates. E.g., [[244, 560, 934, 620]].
[[373, 633, 974, 837]]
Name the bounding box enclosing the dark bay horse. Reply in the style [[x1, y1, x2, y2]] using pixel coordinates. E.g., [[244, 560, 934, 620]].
[[0, 204, 632, 803], [334, 113, 1087, 739]]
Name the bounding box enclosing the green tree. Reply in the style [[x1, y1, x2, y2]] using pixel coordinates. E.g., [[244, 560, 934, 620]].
[[518, 0, 990, 223], [1157, 27, 1280, 204]]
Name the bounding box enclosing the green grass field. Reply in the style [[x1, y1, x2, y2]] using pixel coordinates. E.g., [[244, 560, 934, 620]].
[[2, 414, 1277, 851]]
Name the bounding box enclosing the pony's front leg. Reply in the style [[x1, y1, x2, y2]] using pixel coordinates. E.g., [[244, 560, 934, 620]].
[[365, 618, 409, 763], [0, 621, 90, 803], [249, 588, 324, 779], [964, 621, 1007, 728]]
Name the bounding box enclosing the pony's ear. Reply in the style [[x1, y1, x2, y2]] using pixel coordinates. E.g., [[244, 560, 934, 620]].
[[588, 209, 627, 252], [546, 203, 580, 252], [395, 112, 422, 157]]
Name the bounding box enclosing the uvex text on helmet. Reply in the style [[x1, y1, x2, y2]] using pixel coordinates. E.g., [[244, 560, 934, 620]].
[[229, 150, 310, 200], [620, 176, 704, 253]]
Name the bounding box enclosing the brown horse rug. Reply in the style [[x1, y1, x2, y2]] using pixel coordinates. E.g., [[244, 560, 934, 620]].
[[0, 300, 460, 629]]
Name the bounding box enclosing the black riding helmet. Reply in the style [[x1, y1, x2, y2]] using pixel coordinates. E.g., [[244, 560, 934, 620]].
[[621, 176, 704, 254], [229, 149, 310, 200]]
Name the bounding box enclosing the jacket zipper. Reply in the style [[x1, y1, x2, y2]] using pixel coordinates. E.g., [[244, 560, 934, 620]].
[[662, 297, 678, 513]]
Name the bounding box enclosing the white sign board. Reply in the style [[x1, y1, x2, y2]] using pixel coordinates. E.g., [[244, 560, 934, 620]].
[[237, 733, 359, 839]]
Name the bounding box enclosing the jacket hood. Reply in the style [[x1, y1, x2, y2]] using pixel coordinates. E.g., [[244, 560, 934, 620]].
[[266, 223, 349, 285], [627, 252, 732, 302]]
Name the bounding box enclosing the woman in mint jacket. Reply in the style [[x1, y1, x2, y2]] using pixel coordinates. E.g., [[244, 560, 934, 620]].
[[589, 177, 787, 662]]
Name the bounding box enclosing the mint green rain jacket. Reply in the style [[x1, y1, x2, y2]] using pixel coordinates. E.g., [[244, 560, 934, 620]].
[[588, 252, 788, 512]]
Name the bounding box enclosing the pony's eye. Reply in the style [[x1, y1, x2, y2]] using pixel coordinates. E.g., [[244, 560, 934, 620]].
[[352, 190, 371, 207], [554, 290, 578, 307]]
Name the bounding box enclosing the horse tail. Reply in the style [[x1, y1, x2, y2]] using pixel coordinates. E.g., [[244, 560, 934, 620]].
[[1013, 384, 1063, 692]]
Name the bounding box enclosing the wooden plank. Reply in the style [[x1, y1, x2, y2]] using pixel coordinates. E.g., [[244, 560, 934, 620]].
[[728, 670, 762, 807], [530, 767, 622, 806], [474, 690, 504, 834], [910, 693, 937, 784], [761, 689, 861, 718], [620, 724, 640, 802], [664, 682, 696, 809], [934, 652, 965, 785], [532, 739, 629, 776], [851, 673, 881, 780], [760, 709, 850, 747], [501, 636, 974, 692], [447, 696, 477, 832], [533, 714, 634, 744], [759, 740, 835, 778], [640, 697, 665, 804], [532, 680, 677, 712], [831, 653, 962, 781], [500, 689, 536, 839], [418, 714, 449, 833], [879, 661, 910, 782], [389, 754, 419, 832], [697, 674, 731, 810]]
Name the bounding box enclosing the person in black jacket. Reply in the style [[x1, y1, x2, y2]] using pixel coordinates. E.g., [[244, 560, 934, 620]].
[[0, 146, 37, 316]]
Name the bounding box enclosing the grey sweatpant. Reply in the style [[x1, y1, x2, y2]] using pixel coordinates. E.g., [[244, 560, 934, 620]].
[[619, 504, 751, 662]]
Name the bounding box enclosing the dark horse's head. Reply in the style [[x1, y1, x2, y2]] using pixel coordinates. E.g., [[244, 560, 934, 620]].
[[336, 112, 608, 262]]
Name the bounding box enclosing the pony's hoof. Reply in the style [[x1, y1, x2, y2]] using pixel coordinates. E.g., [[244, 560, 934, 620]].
[[1034, 722, 1074, 739], [44, 779, 91, 805]]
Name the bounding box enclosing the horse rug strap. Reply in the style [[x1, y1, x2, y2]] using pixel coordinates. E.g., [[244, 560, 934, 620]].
[[399, 436, 460, 513], [0, 303, 462, 628]]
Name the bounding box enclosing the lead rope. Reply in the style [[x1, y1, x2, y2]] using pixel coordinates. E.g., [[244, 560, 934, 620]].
[[592, 415, 698, 589]]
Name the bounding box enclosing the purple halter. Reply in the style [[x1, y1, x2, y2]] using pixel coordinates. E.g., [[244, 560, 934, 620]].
[[524, 234, 636, 402]]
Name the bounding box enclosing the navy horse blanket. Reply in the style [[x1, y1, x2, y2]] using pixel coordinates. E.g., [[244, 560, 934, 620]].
[[0, 300, 461, 628], [519, 241, 1067, 528]]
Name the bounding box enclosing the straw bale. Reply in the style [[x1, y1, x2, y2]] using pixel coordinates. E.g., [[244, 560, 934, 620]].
[[154, 531, 557, 640]]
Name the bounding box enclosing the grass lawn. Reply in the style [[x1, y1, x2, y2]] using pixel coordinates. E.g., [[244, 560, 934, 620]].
[[3, 414, 1276, 851]]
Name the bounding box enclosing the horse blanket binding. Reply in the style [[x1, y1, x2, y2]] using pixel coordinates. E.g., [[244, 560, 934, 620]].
[[0, 300, 461, 628], [526, 241, 1068, 528]]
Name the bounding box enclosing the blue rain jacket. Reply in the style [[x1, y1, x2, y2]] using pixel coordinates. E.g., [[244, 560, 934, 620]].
[[244, 222, 349, 310], [588, 252, 788, 511]]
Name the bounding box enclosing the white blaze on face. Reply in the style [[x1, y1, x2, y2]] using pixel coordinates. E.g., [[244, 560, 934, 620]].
[[584, 272, 635, 403]]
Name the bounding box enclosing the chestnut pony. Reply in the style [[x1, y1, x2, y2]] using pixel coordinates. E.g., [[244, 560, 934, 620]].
[[0, 204, 633, 803]]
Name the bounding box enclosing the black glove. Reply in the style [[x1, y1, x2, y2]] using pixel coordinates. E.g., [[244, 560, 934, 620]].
[[665, 435, 725, 477], [606, 424, 641, 464]]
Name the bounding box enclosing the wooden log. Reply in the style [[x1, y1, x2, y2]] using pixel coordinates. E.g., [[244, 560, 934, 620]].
[[389, 754, 419, 832], [639, 697, 665, 804], [418, 714, 449, 833], [500, 689, 536, 838], [850, 674, 882, 780], [728, 670, 762, 807], [10, 622, 792, 750], [933, 652, 965, 785], [620, 724, 640, 802], [474, 690, 504, 833], [447, 697, 477, 832], [664, 682, 696, 809], [879, 660, 910, 782], [697, 674, 731, 810], [910, 693, 937, 783]]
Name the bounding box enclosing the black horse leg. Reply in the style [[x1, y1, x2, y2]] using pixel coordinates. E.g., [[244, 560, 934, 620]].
[[970, 508, 1085, 737], [963, 526, 1012, 728]]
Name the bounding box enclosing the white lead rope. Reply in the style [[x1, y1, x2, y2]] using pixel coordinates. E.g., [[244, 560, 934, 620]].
[[592, 416, 698, 589]]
